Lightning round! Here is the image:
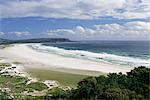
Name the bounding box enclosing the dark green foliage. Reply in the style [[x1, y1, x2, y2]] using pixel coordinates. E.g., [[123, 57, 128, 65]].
[[0, 66, 149, 99], [26, 82, 48, 91], [0, 75, 28, 93], [0, 89, 13, 100], [45, 87, 69, 99], [0, 38, 71, 44], [99, 88, 143, 100], [41, 66, 149, 100], [69, 66, 150, 100], [70, 77, 97, 99], [36, 66, 149, 99], [127, 66, 150, 84], [126, 66, 150, 98]]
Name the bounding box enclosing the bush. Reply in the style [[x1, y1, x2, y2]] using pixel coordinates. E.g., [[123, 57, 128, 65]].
[[27, 82, 48, 91], [45, 87, 69, 99], [69, 66, 150, 100]]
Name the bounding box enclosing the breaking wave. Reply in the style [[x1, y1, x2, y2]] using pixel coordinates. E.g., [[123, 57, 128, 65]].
[[28, 44, 150, 67]]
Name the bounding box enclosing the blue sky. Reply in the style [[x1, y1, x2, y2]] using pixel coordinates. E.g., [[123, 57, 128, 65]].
[[0, 0, 150, 40]]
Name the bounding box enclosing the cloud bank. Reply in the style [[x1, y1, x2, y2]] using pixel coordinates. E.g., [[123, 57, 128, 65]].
[[10, 31, 31, 37], [0, 32, 5, 35], [0, 31, 31, 37], [47, 21, 150, 40], [1, 0, 150, 19]]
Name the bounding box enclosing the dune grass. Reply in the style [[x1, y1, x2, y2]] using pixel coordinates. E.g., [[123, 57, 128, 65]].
[[26, 68, 89, 87], [0, 63, 11, 71], [0, 75, 28, 93], [27, 82, 48, 91], [0, 63, 11, 67]]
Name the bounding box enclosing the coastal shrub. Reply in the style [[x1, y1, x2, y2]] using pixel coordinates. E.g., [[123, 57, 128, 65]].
[[68, 66, 150, 100], [0, 66, 149, 99], [0, 75, 28, 93], [0, 89, 14, 100], [0, 63, 11, 67], [12, 62, 22, 64], [46, 87, 69, 99], [26, 82, 48, 91]]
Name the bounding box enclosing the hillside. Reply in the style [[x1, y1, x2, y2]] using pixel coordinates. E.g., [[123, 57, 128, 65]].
[[0, 38, 11, 44], [0, 38, 72, 44]]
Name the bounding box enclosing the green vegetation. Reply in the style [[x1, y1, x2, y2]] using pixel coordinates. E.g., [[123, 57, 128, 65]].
[[0, 63, 11, 71], [0, 66, 149, 99], [0, 75, 28, 93], [0, 38, 71, 44], [13, 61, 22, 64], [43, 66, 150, 100], [26, 68, 88, 86], [0, 89, 13, 100], [0, 63, 49, 99], [0, 75, 49, 99], [0, 75, 28, 99], [27, 82, 48, 91], [0, 63, 11, 67], [46, 87, 68, 98]]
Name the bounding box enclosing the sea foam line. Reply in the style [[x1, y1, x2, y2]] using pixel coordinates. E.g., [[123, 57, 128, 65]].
[[28, 44, 150, 67]]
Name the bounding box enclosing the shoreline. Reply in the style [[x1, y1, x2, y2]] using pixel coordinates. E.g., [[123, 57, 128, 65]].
[[0, 44, 133, 74]]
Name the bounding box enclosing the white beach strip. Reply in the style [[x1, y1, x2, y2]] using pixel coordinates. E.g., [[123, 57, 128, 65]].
[[1, 44, 133, 73]]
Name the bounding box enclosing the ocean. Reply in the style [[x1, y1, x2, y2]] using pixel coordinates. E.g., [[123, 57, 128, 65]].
[[29, 41, 150, 67]]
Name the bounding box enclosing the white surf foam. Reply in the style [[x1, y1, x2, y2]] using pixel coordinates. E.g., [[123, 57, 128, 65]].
[[28, 44, 150, 67]]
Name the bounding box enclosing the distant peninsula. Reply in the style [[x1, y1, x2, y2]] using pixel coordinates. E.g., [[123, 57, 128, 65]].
[[0, 38, 72, 44]]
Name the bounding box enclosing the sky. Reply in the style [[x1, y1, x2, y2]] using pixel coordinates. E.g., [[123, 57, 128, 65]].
[[0, 0, 150, 40]]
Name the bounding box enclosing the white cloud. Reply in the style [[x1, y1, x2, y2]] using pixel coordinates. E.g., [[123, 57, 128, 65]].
[[95, 22, 150, 37], [75, 26, 85, 33], [47, 26, 95, 38], [115, 0, 150, 19], [47, 21, 150, 40], [0, 32, 5, 35], [0, 0, 150, 19], [10, 31, 31, 36]]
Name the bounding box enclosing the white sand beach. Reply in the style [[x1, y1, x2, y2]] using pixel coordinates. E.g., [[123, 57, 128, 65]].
[[0, 44, 133, 74]]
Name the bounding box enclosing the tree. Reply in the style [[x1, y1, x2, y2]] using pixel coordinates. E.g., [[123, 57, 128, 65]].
[[69, 66, 150, 100]]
